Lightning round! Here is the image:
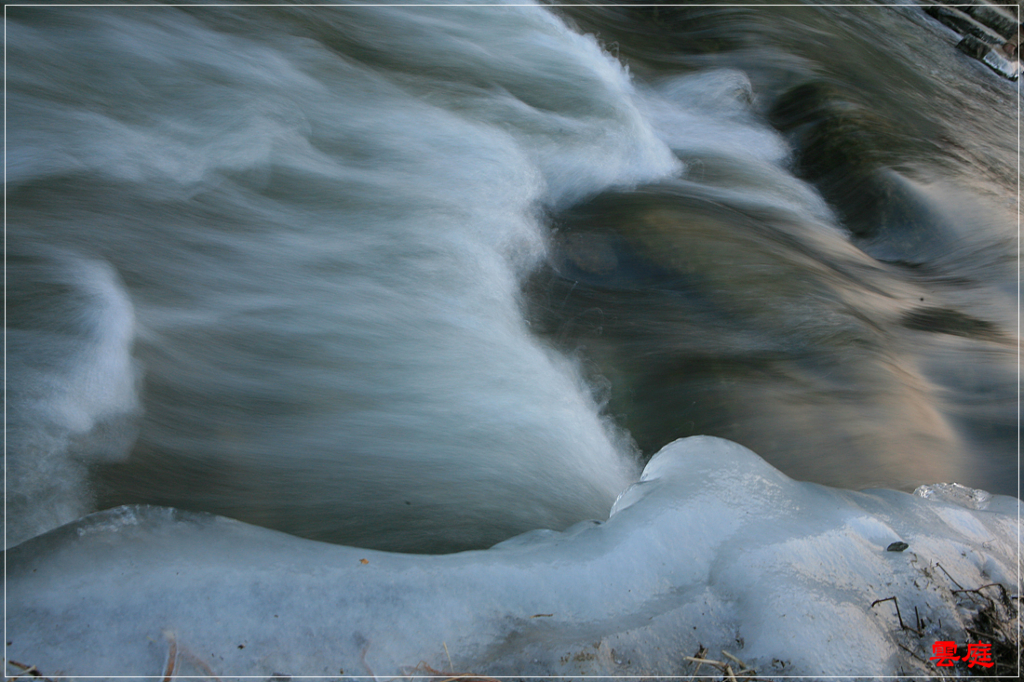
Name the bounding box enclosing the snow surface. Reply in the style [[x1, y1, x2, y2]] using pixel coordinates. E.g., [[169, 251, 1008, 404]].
[[6, 436, 1020, 678]]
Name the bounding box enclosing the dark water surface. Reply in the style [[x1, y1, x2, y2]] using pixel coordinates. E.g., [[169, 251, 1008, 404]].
[[535, 1, 1018, 491], [6, 0, 1018, 553]]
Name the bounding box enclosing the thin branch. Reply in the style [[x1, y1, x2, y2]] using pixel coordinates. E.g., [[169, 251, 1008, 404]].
[[163, 632, 178, 682], [895, 642, 929, 665], [6, 660, 54, 682], [965, 627, 1001, 640], [721, 650, 748, 670], [682, 655, 728, 669], [686, 646, 708, 682], [934, 562, 965, 590], [871, 596, 922, 635]]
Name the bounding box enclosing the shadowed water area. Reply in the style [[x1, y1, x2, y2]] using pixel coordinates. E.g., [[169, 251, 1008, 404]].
[[6, 0, 1018, 554], [530, 2, 1018, 495]]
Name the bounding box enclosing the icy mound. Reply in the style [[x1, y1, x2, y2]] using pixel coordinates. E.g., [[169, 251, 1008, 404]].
[[6, 437, 1019, 678]]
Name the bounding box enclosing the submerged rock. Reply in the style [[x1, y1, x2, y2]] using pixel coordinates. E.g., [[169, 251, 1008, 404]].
[[924, 3, 1020, 80], [927, 4, 1006, 46], [964, 3, 1019, 41], [957, 34, 1021, 79]]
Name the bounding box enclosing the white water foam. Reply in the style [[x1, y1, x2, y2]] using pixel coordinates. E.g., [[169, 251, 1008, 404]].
[[6, 256, 141, 547], [6, 2, 681, 550]]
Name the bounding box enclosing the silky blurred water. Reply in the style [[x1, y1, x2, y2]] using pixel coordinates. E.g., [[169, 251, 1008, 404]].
[[6, 0, 1018, 552]]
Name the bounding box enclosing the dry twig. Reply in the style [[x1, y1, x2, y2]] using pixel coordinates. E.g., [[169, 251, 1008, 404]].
[[871, 596, 923, 636], [6, 659, 54, 682], [163, 631, 178, 682]]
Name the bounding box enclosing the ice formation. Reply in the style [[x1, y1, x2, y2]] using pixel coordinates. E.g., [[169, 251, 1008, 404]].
[[6, 436, 1019, 678]]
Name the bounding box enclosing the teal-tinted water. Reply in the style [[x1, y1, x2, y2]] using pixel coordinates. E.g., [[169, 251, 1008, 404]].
[[534, 1, 1018, 493], [6, 0, 1017, 552]]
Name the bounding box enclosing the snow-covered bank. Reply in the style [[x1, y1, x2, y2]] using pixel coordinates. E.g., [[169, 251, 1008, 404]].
[[6, 436, 1019, 678]]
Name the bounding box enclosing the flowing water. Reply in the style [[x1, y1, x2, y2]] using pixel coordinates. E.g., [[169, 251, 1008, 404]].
[[6, 0, 1018, 553]]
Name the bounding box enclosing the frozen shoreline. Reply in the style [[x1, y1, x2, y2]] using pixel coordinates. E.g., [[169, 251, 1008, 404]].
[[7, 436, 1019, 679]]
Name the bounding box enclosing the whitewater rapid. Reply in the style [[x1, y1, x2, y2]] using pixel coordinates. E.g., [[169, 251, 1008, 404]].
[[7, 0, 1016, 555]]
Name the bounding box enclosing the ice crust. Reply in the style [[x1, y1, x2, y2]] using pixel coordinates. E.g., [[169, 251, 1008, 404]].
[[6, 437, 1020, 679]]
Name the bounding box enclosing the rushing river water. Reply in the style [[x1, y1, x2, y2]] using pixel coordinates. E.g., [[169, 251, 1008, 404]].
[[7, 0, 1018, 553]]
